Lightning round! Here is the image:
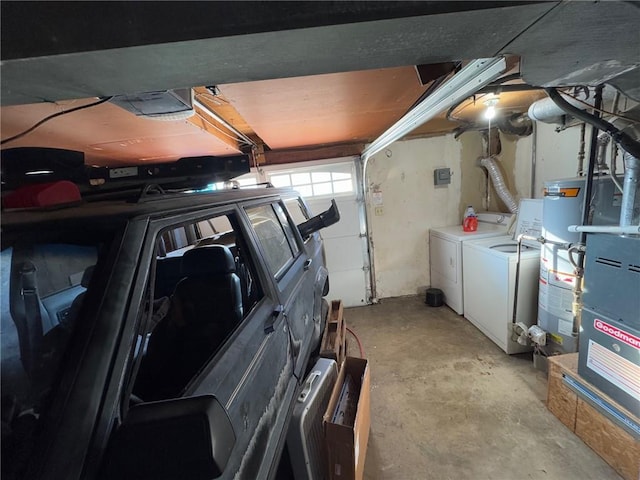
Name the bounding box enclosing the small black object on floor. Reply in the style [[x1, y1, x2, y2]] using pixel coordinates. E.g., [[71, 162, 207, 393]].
[[425, 288, 444, 307]]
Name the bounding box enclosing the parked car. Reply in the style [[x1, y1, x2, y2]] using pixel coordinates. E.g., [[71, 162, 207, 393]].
[[0, 152, 339, 480]]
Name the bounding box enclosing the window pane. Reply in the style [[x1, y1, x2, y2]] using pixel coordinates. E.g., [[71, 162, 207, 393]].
[[247, 205, 294, 276], [291, 172, 311, 186], [313, 182, 333, 196], [333, 179, 353, 193], [331, 172, 351, 180], [284, 198, 310, 225], [273, 203, 300, 256], [238, 177, 257, 186], [295, 185, 313, 198], [196, 215, 233, 239], [1, 239, 104, 474], [270, 175, 291, 187], [312, 171, 331, 183], [139, 212, 265, 401]]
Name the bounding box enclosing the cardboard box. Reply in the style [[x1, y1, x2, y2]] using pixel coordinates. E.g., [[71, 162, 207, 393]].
[[547, 354, 640, 480], [323, 357, 370, 480]]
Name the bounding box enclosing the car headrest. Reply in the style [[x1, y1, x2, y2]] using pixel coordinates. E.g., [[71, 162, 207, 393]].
[[181, 245, 236, 277], [81, 265, 95, 288]]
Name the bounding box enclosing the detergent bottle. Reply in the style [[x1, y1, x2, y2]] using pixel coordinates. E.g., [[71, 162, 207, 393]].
[[462, 205, 478, 232]]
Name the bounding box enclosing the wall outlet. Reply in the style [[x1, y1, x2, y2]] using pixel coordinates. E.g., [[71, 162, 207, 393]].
[[375, 206, 384, 216]]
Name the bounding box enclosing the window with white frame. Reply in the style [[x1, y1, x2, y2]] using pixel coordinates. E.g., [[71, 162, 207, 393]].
[[268, 163, 354, 198], [200, 172, 258, 192]]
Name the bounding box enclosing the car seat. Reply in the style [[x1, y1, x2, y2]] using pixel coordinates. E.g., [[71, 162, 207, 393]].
[[135, 245, 243, 401]]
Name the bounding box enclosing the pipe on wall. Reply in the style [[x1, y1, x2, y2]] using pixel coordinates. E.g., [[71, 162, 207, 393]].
[[568, 225, 640, 234], [596, 131, 610, 172], [479, 156, 519, 213], [576, 123, 586, 176], [620, 151, 640, 227]]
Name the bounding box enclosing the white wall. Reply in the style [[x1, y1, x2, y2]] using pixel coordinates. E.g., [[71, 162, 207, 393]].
[[366, 135, 462, 298], [533, 122, 583, 195]]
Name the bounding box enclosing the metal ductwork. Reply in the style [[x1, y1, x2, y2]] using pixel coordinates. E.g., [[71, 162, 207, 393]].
[[527, 90, 592, 124], [480, 156, 519, 213], [620, 151, 640, 227], [528, 87, 616, 125], [497, 113, 533, 137]]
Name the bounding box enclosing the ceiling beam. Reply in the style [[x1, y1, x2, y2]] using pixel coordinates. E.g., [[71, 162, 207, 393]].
[[263, 143, 364, 166], [189, 105, 242, 153]]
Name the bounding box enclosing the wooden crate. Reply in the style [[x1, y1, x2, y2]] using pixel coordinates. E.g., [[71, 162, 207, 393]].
[[320, 300, 346, 366], [547, 354, 640, 480]]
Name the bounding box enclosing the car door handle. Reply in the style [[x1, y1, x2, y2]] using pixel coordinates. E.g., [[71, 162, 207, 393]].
[[303, 258, 313, 271], [265, 305, 284, 334]]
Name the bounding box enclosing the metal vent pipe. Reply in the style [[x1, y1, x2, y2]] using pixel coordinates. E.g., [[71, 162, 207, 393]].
[[620, 151, 640, 227]]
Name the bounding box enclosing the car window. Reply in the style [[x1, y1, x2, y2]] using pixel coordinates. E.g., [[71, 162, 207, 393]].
[[273, 202, 301, 256], [284, 196, 310, 225], [1, 239, 107, 479], [132, 211, 264, 402], [246, 203, 298, 278]]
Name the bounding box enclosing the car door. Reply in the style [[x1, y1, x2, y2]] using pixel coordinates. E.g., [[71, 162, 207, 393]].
[[94, 205, 298, 480], [244, 199, 316, 380]]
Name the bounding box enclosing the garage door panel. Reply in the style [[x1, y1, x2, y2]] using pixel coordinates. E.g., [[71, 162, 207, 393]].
[[323, 236, 364, 272], [325, 269, 367, 307], [306, 198, 361, 238]]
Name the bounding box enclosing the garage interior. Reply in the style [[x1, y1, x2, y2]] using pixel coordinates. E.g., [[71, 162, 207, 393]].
[[2, 1, 640, 480]]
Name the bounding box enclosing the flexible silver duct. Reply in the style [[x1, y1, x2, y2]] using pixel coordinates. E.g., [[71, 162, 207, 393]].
[[620, 151, 640, 227], [480, 156, 519, 213]]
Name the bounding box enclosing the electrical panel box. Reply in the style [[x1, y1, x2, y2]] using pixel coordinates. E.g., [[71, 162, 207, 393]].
[[434, 168, 451, 186]]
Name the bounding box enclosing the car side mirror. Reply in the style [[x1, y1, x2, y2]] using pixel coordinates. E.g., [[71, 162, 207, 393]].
[[101, 395, 235, 480], [298, 199, 341, 238]]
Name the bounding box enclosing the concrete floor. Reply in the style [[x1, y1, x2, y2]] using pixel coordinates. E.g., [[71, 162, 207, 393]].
[[346, 296, 621, 480]]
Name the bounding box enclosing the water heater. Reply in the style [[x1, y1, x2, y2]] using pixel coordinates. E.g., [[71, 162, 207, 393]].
[[538, 176, 621, 354]]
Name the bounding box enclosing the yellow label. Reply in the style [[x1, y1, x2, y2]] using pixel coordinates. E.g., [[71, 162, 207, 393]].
[[543, 187, 581, 198], [549, 333, 564, 345]]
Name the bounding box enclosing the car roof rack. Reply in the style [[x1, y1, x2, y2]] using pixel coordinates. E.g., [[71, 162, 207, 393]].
[[1, 148, 251, 200]]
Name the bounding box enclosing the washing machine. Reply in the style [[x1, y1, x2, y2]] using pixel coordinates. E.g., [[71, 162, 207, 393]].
[[429, 212, 513, 315], [462, 199, 543, 354]]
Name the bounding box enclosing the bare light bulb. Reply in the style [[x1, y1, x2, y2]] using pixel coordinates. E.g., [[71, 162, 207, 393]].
[[484, 105, 496, 120]]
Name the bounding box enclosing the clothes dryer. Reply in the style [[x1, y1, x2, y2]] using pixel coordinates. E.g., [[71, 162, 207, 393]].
[[429, 212, 512, 315]]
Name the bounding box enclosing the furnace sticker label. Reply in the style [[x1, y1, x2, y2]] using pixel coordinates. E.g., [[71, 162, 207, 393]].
[[586, 340, 640, 401], [557, 319, 573, 337]]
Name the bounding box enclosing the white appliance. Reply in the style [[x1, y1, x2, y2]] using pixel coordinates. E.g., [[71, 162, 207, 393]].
[[462, 199, 543, 354], [429, 212, 513, 315]]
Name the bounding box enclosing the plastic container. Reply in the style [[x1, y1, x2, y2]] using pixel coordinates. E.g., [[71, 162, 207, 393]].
[[462, 205, 478, 232], [425, 288, 444, 307]]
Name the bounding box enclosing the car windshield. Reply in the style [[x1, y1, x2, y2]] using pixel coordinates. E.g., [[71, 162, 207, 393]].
[[1, 230, 113, 479]]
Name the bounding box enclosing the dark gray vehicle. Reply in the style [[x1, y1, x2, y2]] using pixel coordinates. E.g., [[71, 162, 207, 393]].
[[1, 158, 339, 480]]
